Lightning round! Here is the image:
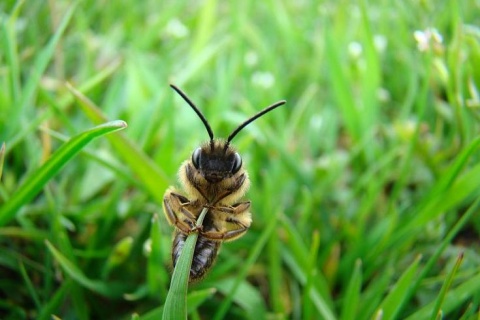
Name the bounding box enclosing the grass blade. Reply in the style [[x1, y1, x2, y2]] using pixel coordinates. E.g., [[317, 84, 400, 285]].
[[0, 142, 5, 181], [215, 278, 267, 319], [429, 253, 464, 320], [45, 240, 125, 298], [140, 288, 216, 320], [162, 207, 208, 320], [147, 214, 169, 299], [377, 255, 422, 320], [404, 196, 480, 319], [36, 282, 70, 320], [213, 210, 278, 320], [406, 271, 480, 319], [340, 259, 363, 320], [66, 83, 169, 204], [5, 2, 78, 140], [0, 120, 127, 226]]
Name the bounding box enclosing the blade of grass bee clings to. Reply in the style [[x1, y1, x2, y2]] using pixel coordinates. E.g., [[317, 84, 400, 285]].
[[163, 84, 285, 282], [162, 207, 208, 320]]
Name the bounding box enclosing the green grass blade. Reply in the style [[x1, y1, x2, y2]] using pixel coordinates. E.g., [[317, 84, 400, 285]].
[[340, 259, 363, 320], [377, 255, 422, 320], [325, 28, 359, 143], [45, 240, 125, 298], [213, 211, 278, 320], [101, 236, 133, 278], [215, 279, 267, 320], [406, 271, 480, 319], [5, 2, 78, 140], [0, 142, 5, 181], [190, 0, 217, 55], [267, 227, 283, 314], [162, 207, 208, 320], [36, 281, 70, 320], [385, 135, 480, 254], [66, 83, 169, 204], [1, 0, 24, 104], [19, 2, 76, 112], [303, 230, 321, 319], [404, 196, 480, 319], [140, 288, 216, 320], [147, 214, 169, 299], [18, 260, 41, 310], [0, 120, 127, 226], [163, 252, 195, 320], [429, 253, 464, 320], [280, 215, 335, 319]]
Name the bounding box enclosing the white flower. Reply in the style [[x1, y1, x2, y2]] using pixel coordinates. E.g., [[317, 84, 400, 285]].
[[348, 41, 363, 59], [251, 71, 275, 89], [143, 239, 152, 256], [377, 87, 390, 103], [244, 50, 259, 67], [413, 27, 443, 52], [164, 18, 189, 38], [373, 34, 387, 53]]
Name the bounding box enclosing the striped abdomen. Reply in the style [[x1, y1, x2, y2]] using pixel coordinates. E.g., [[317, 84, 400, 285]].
[[172, 230, 221, 281]]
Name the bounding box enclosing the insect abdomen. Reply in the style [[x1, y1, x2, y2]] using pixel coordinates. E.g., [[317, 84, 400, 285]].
[[172, 230, 221, 281]]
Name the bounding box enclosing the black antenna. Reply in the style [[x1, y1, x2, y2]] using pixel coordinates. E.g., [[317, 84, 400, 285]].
[[226, 100, 286, 147], [170, 84, 214, 142]]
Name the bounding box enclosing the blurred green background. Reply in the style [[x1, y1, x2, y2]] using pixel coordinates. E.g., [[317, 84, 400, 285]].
[[1, 0, 480, 319]]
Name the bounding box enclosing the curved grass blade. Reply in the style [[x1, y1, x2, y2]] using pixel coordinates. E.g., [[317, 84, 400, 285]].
[[376, 255, 422, 320], [162, 207, 208, 320], [404, 197, 480, 319], [429, 253, 464, 320], [0, 142, 5, 181], [213, 211, 278, 320], [147, 214, 169, 299], [66, 83, 169, 204], [406, 270, 480, 319], [141, 288, 216, 320], [340, 259, 363, 320], [36, 281, 70, 320], [0, 120, 127, 226], [4, 2, 78, 141], [45, 240, 126, 298], [215, 278, 267, 320]]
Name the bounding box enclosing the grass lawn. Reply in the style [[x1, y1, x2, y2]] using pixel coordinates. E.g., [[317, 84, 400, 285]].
[[1, 0, 480, 319]]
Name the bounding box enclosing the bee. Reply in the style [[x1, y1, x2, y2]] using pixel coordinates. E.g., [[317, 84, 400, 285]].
[[163, 84, 285, 281]]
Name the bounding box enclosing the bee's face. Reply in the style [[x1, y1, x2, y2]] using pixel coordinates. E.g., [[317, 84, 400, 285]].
[[191, 141, 242, 183]]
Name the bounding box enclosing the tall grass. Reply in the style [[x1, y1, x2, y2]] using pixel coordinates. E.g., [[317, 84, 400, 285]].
[[1, 0, 480, 319]]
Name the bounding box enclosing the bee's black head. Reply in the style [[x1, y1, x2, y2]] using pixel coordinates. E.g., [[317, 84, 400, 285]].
[[170, 84, 285, 183], [191, 141, 242, 183]]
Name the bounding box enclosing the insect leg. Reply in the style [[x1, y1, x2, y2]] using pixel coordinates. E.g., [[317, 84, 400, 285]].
[[200, 221, 249, 241], [214, 201, 251, 214], [163, 188, 198, 234], [211, 174, 247, 205], [201, 201, 252, 241]]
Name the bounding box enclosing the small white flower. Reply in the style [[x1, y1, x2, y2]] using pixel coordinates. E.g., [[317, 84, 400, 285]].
[[413, 27, 443, 52], [164, 18, 189, 38], [377, 87, 390, 102], [251, 71, 275, 89], [143, 238, 152, 256], [373, 34, 387, 53], [244, 50, 258, 67], [309, 114, 323, 131], [348, 41, 363, 59]]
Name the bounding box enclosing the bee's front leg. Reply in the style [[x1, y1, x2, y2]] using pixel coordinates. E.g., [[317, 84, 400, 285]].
[[163, 187, 199, 234]]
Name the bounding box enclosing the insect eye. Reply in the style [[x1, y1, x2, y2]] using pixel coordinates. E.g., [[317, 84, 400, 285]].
[[232, 152, 242, 174], [192, 148, 202, 168]]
